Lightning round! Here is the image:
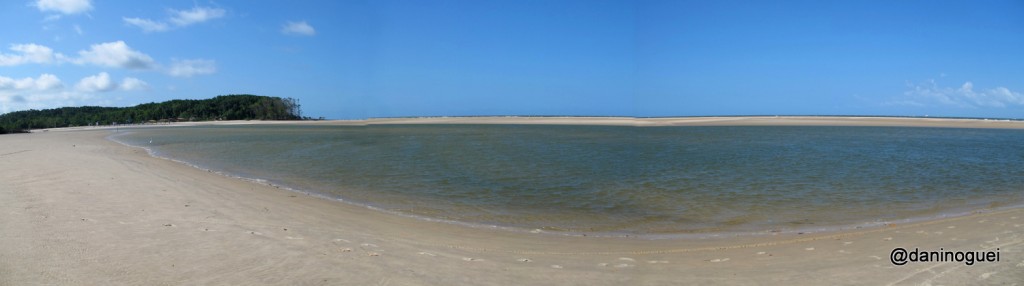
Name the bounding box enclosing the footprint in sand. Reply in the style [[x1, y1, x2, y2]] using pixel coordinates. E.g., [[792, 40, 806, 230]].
[[709, 258, 730, 263], [361, 243, 379, 248], [614, 263, 633, 268], [756, 251, 767, 255], [368, 252, 381, 257], [843, 241, 853, 245], [883, 237, 893, 241], [517, 258, 532, 263], [805, 247, 815, 251], [417, 252, 436, 257], [598, 263, 609, 267], [462, 257, 482, 262], [248, 231, 263, 235], [340, 248, 353, 252], [285, 236, 304, 240], [646, 260, 669, 264], [618, 257, 635, 262], [948, 226, 956, 229], [333, 238, 351, 243], [550, 265, 563, 269]]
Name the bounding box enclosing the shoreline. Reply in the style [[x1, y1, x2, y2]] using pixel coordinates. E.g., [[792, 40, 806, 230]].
[[3, 127, 1022, 284]]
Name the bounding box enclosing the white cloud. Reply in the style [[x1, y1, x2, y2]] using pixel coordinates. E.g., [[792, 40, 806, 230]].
[[73, 24, 83, 35], [73, 73, 149, 93], [123, 17, 170, 32], [75, 72, 117, 92], [0, 94, 27, 104], [0, 43, 64, 66], [168, 59, 216, 77], [281, 21, 315, 36], [0, 42, 216, 78], [896, 79, 1024, 108], [124, 6, 225, 33], [34, 74, 63, 90], [0, 89, 94, 114], [0, 74, 64, 91], [34, 0, 92, 15], [0, 72, 148, 114], [168, 7, 225, 26], [119, 77, 149, 91], [73, 41, 155, 70], [0, 73, 69, 113]]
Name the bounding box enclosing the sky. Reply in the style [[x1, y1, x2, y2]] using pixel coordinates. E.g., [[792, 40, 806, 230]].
[[1, 0, 1022, 119]]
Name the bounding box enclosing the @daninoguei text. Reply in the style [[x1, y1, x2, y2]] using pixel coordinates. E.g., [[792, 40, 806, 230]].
[[890, 247, 1000, 266]]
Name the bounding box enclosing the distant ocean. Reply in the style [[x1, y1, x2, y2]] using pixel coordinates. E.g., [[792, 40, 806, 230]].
[[111, 124, 1024, 237]]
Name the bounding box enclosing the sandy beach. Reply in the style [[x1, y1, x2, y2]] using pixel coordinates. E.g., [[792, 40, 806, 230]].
[[2, 117, 1022, 285]]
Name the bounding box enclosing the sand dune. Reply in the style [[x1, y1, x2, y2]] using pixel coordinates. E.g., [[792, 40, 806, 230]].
[[2, 118, 1023, 285]]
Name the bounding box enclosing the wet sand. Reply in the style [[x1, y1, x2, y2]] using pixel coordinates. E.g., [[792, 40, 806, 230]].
[[1, 117, 1022, 285]]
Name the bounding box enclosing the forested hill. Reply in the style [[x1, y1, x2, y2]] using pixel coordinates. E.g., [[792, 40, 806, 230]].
[[0, 95, 302, 134]]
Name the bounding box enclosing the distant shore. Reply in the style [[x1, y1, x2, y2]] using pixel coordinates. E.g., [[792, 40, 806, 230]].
[[358, 115, 1024, 128], [33, 115, 1024, 133], [2, 120, 1021, 284]]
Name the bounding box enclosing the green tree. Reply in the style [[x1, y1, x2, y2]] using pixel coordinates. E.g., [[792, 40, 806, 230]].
[[0, 94, 305, 134]]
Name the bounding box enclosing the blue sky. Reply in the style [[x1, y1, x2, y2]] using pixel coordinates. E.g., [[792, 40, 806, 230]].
[[1, 0, 1022, 119]]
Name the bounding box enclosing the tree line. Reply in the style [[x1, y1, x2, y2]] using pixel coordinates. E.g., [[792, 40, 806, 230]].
[[0, 94, 303, 134]]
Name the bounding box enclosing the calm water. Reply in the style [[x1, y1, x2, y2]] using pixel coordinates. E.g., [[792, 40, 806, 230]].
[[111, 124, 1024, 236]]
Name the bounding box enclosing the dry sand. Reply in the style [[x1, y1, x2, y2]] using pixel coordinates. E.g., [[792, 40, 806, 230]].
[[1, 117, 1023, 285]]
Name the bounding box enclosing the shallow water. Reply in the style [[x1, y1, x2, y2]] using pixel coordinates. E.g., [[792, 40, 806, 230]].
[[111, 124, 1024, 235]]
